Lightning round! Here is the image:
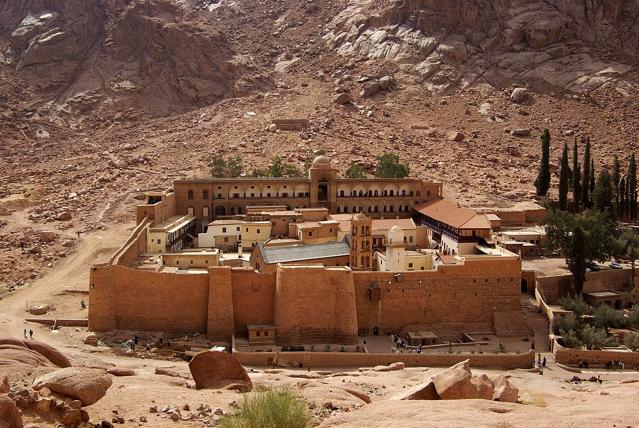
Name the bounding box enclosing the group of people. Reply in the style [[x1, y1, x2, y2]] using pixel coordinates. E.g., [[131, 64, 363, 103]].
[[389, 334, 423, 354], [23, 329, 33, 339], [605, 360, 625, 370]]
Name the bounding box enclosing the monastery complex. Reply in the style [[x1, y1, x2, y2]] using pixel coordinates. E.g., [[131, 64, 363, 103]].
[[89, 157, 542, 350]]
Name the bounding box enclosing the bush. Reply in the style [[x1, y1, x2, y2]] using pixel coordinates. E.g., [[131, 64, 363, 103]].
[[554, 313, 578, 335], [559, 295, 590, 317], [624, 332, 639, 351], [218, 388, 312, 428], [559, 329, 582, 349], [592, 304, 624, 330], [578, 324, 614, 350], [627, 305, 639, 329]]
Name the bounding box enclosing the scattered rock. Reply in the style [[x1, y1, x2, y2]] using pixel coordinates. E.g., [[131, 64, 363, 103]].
[[379, 75, 393, 90], [32, 367, 112, 406], [360, 81, 381, 97], [29, 304, 50, 315], [510, 87, 529, 103], [342, 388, 371, 404], [373, 362, 405, 372], [332, 93, 351, 105], [471, 374, 495, 400], [511, 129, 531, 137], [446, 131, 465, 142], [188, 351, 252, 392], [106, 368, 135, 377], [0, 394, 23, 428], [492, 375, 519, 403], [55, 211, 72, 221]]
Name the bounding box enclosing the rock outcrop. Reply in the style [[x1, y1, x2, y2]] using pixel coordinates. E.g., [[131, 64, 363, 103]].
[[432, 360, 480, 400], [492, 374, 519, 403], [32, 367, 112, 406], [323, 0, 638, 93], [0, 394, 23, 428], [188, 351, 252, 392], [0, 339, 71, 368]]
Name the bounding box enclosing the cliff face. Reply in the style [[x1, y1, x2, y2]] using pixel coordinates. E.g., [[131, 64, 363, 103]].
[[0, 0, 266, 116], [324, 0, 638, 92]]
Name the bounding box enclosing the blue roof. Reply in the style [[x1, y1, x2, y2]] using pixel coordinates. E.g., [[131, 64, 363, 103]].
[[258, 241, 350, 264]]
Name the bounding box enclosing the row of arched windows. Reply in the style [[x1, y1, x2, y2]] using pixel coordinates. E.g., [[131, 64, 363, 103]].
[[338, 189, 421, 197], [337, 205, 411, 214]]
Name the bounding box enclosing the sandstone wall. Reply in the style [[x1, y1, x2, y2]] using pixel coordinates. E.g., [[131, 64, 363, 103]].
[[554, 343, 639, 368], [353, 257, 521, 335], [537, 269, 633, 304], [231, 269, 277, 337], [274, 266, 358, 346], [88, 264, 116, 331], [111, 218, 149, 266], [234, 349, 534, 369]]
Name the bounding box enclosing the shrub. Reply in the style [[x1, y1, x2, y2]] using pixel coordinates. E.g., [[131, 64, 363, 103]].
[[578, 325, 614, 350], [219, 388, 312, 428], [624, 332, 639, 351], [559, 329, 582, 349], [559, 295, 590, 317], [592, 304, 624, 331], [627, 305, 639, 329], [554, 313, 578, 335]]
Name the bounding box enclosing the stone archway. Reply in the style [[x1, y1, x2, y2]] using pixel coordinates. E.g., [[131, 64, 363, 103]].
[[214, 205, 226, 216], [521, 279, 528, 293]]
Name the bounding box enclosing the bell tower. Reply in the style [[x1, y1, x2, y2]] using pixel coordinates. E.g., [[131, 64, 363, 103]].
[[309, 156, 338, 211]]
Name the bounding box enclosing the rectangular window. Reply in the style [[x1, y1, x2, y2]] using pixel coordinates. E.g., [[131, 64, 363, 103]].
[[409, 263, 413, 268], [256, 331, 260, 337], [264, 331, 269, 336], [222, 227, 227, 233], [157, 239, 161, 244], [257, 229, 261, 234]]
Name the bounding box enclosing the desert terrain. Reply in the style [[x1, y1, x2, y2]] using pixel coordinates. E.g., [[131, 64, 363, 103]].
[[1, 0, 639, 426]]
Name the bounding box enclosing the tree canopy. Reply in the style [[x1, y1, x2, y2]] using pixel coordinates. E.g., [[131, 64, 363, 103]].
[[374, 153, 410, 178]]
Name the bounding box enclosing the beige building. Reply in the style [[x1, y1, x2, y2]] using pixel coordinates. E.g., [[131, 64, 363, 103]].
[[250, 241, 351, 273], [375, 225, 434, 272], [198, 219, 271, 251], [147, 214, 196, 253], [289, 220, 340, 244], [414, 198, 492, 255]]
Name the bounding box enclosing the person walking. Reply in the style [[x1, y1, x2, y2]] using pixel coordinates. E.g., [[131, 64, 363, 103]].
[[29, 329, 33, 339], [23, 329, 27, 338]]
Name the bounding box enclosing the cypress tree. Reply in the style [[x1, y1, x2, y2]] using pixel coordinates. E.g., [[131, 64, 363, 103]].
[[572, 139, 582, 210], [626, 175, 632, 219], [593, 168, 615, 217], [629, 154, 637, 220], [568, 225, 587, 296], [535, 129, 552, 197], [582, 137, 591, 207], [559, 143, 570, 210], [590, 158, 596, 204], [620, 177, 627, 220], [612, 155, 621, 210]]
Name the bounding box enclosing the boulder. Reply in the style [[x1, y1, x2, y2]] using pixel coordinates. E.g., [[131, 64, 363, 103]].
[[0, 394, 23, 428], [0, 339, 71, 368], [343, 388, 371, 404], [393, 380, 440, 400], [379, 75, 393, 90], [510, 88, 529, 103], [360, 81, 381, 97], [188, 351, 252, 391], [55, 211, 71, 221], [1, 376, 9, 393], [29, 304, 50, 315], [106, 368, 135, 377], [446, 131, 465, 142], [32, 367, 112, 406], [432, 360, 480, 400], [471, 374, 494, 400], [492, 375, 519, 403], [511, 128, 531, 137], [0, 345, 55, 370], [332, 93, 351, 105], [373, 362, 405, 372]]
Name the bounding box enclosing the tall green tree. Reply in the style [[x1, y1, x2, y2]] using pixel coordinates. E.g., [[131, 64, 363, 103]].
[[617, 228, 639, 289], [581, 137, 591, 207], [612, 155, 621, 211], [559, 143, 570, 210], [545, 210, 618, 295], [535, 129, 552, 197], [572, 139, 582, 210], [375, 153, 410, 178], [593, 168, 615, 217], [629, 154, 637, 220], [345, 162, 367, 178], [226, 156, 243, 178], [619, 176, 627, 220], [209, 155, 227, 178], [589, 158, 596, 203]]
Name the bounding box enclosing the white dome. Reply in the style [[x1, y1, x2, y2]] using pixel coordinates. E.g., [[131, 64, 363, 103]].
[[312, 156, 331, 168], [388, 225, 404, 246]]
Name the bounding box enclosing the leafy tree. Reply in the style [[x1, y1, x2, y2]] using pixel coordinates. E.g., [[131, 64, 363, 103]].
[[535, 129, 552, 197], [582, 137, 591, 207], [624, 332, 639, 351], [629, 154, 637, 220], [578, 324, 613, 350], [572, 140, 582, 210], [250, 167, 269, 178], [210, 155, 227, 178], [345, 162, 367, 178], [546, 210, 617, 295], [226, 156, 243, 178], [593, 168, 615, 217], [559, 295, 591, 317], [559, 143, 570, 210], [627, 305, 639, 329], [268, 156, 286, 177], [560, 329, 582, 349], [612, 155, 621, 211], [554, 313, 578, 335], [592, 304, 624, 332], [617, 229, 639, 288], [375, 153, 410, 178], [283, 164, 304, 178]]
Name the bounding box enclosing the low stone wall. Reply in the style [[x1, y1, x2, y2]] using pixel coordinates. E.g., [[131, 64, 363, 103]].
[[234, 350, 534, 369], [537, 269, 633, 304], [553, 340, 639, 369]]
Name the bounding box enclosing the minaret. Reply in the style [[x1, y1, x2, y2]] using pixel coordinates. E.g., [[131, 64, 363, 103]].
[[386, 225, 406, 271]]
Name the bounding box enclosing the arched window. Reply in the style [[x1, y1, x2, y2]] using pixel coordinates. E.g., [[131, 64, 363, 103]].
[[361, 256, 365, 266], [374, 190, 379, 196], [390, 205, 394, 212], [368, 190, 373, 196], [427, 191, 431, 197], [230, 207, 235, 214], [368, 206, 372, 212], [344, 206, 349, 213], [366, 256, 370, 267], [416, 191, 421, 196], [203, 191, 209, 200], [337, 206, 341, 213], [340, 190, 345, 197], [404, 205, 409, 212], [187, 190, 194, 200], [390, 190, 394, 196], [402, 190, 406, 196], [359, 190, 364, 197], [374, 206, 379, 212]]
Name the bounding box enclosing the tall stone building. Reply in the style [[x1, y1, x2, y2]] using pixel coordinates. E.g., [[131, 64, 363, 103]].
[[349, 214, 373, 270]]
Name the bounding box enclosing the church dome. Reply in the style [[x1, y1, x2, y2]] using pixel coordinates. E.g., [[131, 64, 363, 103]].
[[312, 156, 331, 169]]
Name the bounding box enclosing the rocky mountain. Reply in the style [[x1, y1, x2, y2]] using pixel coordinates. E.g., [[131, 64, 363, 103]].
[[324, 0, 639, 93]]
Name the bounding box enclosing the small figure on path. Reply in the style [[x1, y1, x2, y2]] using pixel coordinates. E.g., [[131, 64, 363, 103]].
[[542, 357, 547, 367], [23, 329, 27, 338], [29, 329, 33, 339], [80, 300, 86, 309]]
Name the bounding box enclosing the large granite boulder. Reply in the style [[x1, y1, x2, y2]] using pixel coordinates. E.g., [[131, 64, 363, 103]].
[[32, 367, 112, 406], [188, 351, 252, 392], [492, 374, 519, 403], [0, 394, 23, 428], [392, 380, 440, 401], [432, 360, 480, 400], [0, 339, 71, 368], [471, 374, 495, 400]]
